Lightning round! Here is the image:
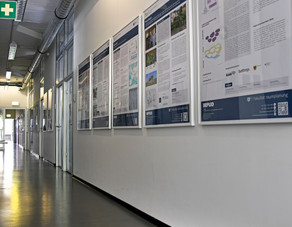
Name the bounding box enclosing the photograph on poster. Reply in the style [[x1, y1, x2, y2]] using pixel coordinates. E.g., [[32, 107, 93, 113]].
[[144, 0, 193, 127], [92, 41, 111, 129], [112, 17, 141, 128], [171, 3, 187, 36], [145, 48, 157, 67], [77, 57, 91, 130], [145, 25, 157, 51], [199, 0, 292, 124]]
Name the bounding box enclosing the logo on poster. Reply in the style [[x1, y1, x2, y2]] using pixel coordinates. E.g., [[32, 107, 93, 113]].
[[203, 102, 214, 108]]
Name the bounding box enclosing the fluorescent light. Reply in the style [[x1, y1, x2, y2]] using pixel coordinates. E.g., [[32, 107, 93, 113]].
[[8, 41, 17, 60], [6, 71, 11, 79], [12, 101, 19, 106], [6, 114, 11, 118]]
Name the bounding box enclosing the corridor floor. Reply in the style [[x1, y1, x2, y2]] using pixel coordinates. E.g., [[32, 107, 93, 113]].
[[0, 143, 156, 227]]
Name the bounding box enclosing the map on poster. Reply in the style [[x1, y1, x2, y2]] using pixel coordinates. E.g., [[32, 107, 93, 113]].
[[144, 0, 193, 127], [78, 57, 91, 130], [112, 17, 141, 127], [92, 41, 111, 129], [199, 0, 292, 123]]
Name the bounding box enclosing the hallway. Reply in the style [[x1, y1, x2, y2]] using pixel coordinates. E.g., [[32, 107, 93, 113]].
[[0, 143, 156, 227]]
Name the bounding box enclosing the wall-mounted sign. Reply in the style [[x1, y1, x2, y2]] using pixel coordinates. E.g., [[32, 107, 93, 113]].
[[0, 1, 17, 20], [92, 40, 111, 129], [77, 56, 91, 130], [112, 17, 142, 128], [199, 0, 292, 124], [143, 0, 194, 127]]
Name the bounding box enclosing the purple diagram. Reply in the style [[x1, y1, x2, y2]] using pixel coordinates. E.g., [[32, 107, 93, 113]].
[[205, 28, 220, 43]]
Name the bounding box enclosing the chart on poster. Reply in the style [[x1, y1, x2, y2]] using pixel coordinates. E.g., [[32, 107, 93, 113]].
[[78, 57, 91, 130], [112, 17, 141, 128], [199, 0, 292, 123], [144, 0, 194, 127], [92, 41, 111, 129]]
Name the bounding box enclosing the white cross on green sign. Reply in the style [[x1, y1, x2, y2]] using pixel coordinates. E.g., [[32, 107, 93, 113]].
[[0, 1, 17, 19]]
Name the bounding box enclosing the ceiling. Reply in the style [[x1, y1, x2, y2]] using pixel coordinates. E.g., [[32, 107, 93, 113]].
[[0, 0, 59, 87]]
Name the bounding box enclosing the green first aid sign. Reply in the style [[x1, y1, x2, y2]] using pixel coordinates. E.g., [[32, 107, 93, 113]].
[[0, 1, 17, 19]]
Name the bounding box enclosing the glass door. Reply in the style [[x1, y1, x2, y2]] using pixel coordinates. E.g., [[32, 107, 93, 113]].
[[56, 85, 63, 167], [64, 78, 73, 173]]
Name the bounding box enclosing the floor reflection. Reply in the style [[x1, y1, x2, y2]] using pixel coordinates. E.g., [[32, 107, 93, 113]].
[[0, 142, 156, 227]]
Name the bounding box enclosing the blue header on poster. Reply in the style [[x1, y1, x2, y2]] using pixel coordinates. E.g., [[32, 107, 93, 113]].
[[201, 89, 292, 121], [93, 116, 109, 128], [146, 104, 190, 125], [113, 26, 139, 51], [78, 119, 90, 129], [79, 62, 90, 75], [145, 0, 186, 29], [113, 112, 139, 127], [93, 48, 109, 65]]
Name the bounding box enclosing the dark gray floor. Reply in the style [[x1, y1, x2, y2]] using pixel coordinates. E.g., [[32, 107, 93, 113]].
[[0, 142, 156, 227]]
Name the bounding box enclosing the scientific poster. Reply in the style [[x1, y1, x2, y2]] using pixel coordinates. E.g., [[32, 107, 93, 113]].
[[92, 40, 111, 129], [78, 57, 91, 130], [144, 0, 194, 127], [112, 17, 141, 128], [47, 88, 53, 131], [199, 0, 292, 123], [43, 92, 47, 131]]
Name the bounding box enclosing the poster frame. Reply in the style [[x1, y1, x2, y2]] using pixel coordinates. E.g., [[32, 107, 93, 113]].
[[77, 56, 92, 130], [91, 39, 112, 130], [47, 87, 54, 131], [142, 0, 195, 128], [197, 0, 292, 125], [111, 16, 142, 129]]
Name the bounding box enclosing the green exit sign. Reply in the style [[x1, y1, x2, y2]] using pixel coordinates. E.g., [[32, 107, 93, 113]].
[[0, 1, 17, 19]]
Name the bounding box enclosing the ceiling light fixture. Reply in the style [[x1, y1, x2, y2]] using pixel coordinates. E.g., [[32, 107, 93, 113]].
[[8, 41, 17, 60], [15, 0, 28, 22], [6, 71, 11, 79], [12, 101, 19, 106]]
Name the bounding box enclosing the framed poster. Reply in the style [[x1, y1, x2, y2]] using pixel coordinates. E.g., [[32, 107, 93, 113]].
[[143, 0, 195, 127], [77, 56, 91, 130], [92, 40, 111, 129], [43, 92, 47, 132], [199, 0, 292, 124], [47, 88, 54, 131], [112, 16, 142, 128]]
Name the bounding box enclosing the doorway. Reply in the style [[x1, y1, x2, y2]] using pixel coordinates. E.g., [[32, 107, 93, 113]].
[[56, 78, 73, 173], [56, 85, 63, 168], [0, 109, 26, 149]]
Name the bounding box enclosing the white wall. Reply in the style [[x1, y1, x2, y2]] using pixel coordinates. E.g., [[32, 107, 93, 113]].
[[0, 86, 27, 108], [73, 1, 292, 226]]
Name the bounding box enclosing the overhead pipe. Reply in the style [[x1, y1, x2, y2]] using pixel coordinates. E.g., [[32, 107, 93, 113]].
[[21, 0, 75, 89]]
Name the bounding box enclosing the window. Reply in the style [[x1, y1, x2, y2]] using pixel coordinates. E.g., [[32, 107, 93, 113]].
[[56, 10, 74, 84], [67, 44, 73, 76], [56, 56, 64, 84]]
